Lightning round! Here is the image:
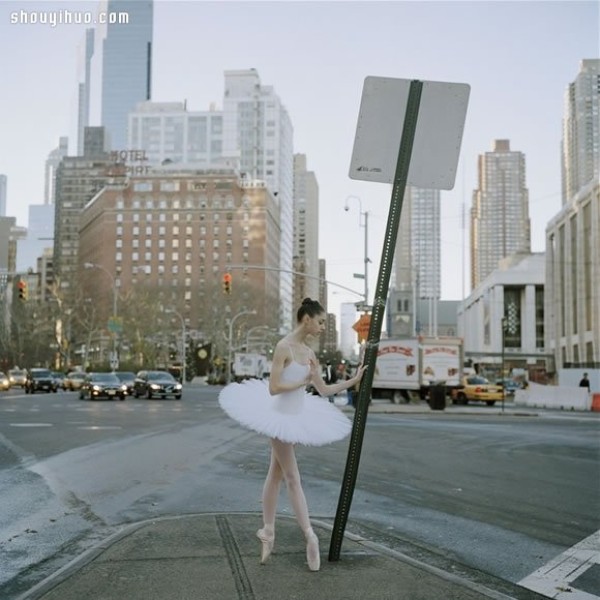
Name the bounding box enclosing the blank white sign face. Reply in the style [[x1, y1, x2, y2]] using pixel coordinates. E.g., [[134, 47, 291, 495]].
[[349, 76, 470, 190]]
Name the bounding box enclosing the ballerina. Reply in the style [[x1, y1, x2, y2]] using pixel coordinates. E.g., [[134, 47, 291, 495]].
[[219, 298, 366, 571]]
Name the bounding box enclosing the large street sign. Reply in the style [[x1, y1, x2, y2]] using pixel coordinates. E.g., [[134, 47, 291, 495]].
[[330, 76, 470, 562], [349, 76, 470, 190]]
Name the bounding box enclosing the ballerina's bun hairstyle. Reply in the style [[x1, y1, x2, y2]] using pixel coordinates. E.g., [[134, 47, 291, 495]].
[[297, 298, 325, 322]]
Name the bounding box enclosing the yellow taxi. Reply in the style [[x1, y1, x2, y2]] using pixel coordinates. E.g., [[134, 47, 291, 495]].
[[451, 375, 504, 406]]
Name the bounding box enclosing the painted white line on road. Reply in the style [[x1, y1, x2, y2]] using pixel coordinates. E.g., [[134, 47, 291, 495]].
[[519, 530, 600, 599], [9, 423, 53, 427], [77, 426, 123, 430]]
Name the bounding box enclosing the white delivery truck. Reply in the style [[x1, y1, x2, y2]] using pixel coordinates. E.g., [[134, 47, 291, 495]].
[[233, 353, 267, 381], [419, 336, 464, 397], [371, 339, 420, 403], [371, 337, 463, 402]]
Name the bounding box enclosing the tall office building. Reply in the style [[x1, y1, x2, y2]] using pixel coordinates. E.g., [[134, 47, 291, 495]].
[[561, 59, 600, 205], [89, 0, 153, 150], [471, 140, 531, 289], [53, 127, 119, 296], [0, 175, 6, 216], [44, 137, 69, 204], [222, 69, 294, 331], [292, 154, 320, 308], [546, 59, 600, 369], [128, 101, 224, 166], [389, 186, 441, 337]]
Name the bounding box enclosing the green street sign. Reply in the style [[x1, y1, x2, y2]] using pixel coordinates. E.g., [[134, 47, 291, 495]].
[[107, 317, 123, 333]]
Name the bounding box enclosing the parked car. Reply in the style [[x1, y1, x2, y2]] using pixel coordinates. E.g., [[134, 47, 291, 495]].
[[79, 372, 127, 401], [25, 368, 58, 394], [133, 370, 183, 400], [495, 378, 521, 396], [114, 371, 136, 396], [8, 369, 27, 388], [451, 375, 503, 406], [0, 372, 10, 391], [64, 371, 86, 391]]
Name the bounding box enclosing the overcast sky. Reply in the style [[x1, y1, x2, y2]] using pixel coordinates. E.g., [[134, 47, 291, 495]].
[[1, 0, 598, 317]]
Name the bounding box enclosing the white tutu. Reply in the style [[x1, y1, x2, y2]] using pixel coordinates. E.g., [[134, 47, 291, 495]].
[[218, 361, 352, 446]]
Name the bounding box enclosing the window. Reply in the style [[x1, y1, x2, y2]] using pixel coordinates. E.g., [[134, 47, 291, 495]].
[[134, 182, 152, 192], [160, 181, 180, 192]]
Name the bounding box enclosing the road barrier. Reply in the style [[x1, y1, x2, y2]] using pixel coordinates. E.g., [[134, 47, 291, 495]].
[[514, 382, 592, 411]]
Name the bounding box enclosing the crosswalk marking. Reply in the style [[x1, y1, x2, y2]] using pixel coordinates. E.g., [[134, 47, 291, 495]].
[[519, 530, 600, 599]]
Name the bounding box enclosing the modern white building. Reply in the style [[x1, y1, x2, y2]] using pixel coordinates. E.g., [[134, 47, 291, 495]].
[[471, 140, 531, 289], [128, 101, 224, 166], [292, 154, 320, 307], [458, 253, 547, 378], [546, 181, 600, 369], [222, 69, 294, 331], [89, 0, 154, 150]]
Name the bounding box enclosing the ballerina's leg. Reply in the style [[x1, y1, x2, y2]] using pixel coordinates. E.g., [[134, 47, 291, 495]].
[[271, 438, 320, 570]]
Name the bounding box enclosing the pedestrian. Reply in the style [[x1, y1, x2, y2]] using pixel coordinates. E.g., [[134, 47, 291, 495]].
[[579, 372, 590, 392], [324, 360, 338, 402], [219, 297, 366, 571]]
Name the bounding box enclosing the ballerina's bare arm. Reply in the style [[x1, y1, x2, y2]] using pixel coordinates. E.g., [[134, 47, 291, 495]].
[[308, 351, 367, 397], [268, 341, 312, 395]]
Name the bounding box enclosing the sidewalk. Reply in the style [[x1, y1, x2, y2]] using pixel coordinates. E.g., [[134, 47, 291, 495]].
[[338, 397, 539, 416], [19, 513, 548, 600]]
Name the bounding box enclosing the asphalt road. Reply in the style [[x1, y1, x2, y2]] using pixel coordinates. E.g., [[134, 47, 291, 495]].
[[0, 385, 598, 599]]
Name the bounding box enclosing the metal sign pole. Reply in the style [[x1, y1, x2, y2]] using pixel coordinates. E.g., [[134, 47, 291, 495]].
[[329, 79, 423, 561]]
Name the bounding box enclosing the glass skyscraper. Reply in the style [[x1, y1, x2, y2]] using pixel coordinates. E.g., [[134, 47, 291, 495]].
[[89, 0, 153, 150]]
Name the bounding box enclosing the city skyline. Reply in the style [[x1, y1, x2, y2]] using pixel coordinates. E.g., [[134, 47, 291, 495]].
[[1, 0, 598, 314]]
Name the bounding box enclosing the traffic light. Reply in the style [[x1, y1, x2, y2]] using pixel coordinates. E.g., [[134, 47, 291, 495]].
[[17, 280, 28, 301], [222, 273, 232, 295]]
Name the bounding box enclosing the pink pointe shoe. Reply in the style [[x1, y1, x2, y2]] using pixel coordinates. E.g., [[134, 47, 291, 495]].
[[305, 529, 320, 572], [256, 527, 274, 564]]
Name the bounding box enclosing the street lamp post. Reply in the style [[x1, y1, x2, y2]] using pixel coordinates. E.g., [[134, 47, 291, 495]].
[[344, 195, 370, 309], [84, 262, 118, 369], [227, 310, 257, 383], [245, 325, 272, 351], [165, 308, 186, 384]]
